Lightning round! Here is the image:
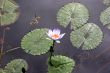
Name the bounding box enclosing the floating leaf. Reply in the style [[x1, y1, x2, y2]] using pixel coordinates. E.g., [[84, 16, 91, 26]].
[[21, 28, 53, 55], [47, 55, 75, 73], [103, 0, 110, 6], [100, 7, 110, 29], [70, 23, 103, 50], [0, 59, 28, 73], [57, 3, 89, 30], [5, 59, 28, 73], [0, 0, 19, 26]]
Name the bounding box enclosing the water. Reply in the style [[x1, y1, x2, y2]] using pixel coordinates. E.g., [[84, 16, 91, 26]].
[[0, 0, 110, 73]]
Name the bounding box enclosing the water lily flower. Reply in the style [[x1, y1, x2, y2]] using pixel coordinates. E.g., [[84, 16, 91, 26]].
[[47, 28, 65, 43]]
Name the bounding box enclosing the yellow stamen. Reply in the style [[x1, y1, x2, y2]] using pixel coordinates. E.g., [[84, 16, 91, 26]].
[[52, 34, 60, 39]]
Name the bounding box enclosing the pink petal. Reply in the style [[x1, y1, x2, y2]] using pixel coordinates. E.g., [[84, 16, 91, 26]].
[[48, 29, 53, 35], [53, 28, 60, 35], [60, 33, 65, 39]]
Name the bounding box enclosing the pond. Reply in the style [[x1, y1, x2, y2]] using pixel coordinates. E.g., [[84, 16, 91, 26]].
[[0, 0, 110, 73]]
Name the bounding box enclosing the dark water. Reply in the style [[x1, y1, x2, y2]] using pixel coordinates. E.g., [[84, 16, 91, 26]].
[[0, 0, 110, 73]]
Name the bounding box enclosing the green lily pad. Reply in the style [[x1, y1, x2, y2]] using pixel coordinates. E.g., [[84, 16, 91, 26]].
[[57, 3, 89, 30], [0, 0, 19, 26], [0, 59, 28, 73], [47, 55, 75, 73], [5, 59, 28, 73], [70, 23, 103, 50], [100, 7, 110, 29], [21, 28, 53, 55], [103, 0, 110, 6]]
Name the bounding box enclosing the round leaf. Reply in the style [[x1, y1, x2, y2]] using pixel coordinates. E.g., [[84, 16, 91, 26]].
[[47, 55, 75, 73], [100, 7, 110, 29], [103, 0, 110, 6], [57, 3, 89, 30], [70, 23, 103, 50], [5, 59, 28, 73], [0, 0, 19, 26], [21, 28, 53, 55]]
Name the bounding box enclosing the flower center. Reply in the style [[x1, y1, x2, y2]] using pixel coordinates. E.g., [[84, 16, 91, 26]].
[[52, 34, 60, 39]]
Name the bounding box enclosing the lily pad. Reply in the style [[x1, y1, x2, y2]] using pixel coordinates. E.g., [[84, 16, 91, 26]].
[[21, 28, 53, 55], [0, 59, 28, 73], [100, 7, 110, 29], [70, 23, 103, 50], [5, 59, 28, 73], [48, 55, 75, 73], [0, 0, 19, 26], [103, 0, 110, 6], [57, 3, 89, 30]]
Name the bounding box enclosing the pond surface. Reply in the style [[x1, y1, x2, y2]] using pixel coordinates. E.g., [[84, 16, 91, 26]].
[[0, 0, 110, 73]]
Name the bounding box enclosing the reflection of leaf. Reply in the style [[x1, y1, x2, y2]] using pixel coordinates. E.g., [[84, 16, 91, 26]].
[[21, 28, 53, 55], [0, 59, 28, 73], [103, 0, 110, 6], [48, 55, 75, 73], [100, 7, 110, 29], [0, 0, 19, 26], [70, 23, 103, 50], [1, 13, 19, 25], [57, 3, 89, 30]]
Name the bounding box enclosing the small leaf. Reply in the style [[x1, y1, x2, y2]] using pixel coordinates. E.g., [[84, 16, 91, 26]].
[[0, 0, 19, 26], [57, 3, 89, 30], [47, 55, 75, 73], [21, 28, 53, 55], [70, 23, 103, 50], [5, 59, 28, 73], [100, 7, 110, 29]]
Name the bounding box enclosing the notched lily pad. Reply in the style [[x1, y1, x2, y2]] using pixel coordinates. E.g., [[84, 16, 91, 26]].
[[5, 59, 28, 73], [0, 0, 19, 26], [0, 59, 28, 73], [100, 7, 110, 29], [21, 28, 53, 55], [70, 23, 103, 50], [57, 3, 89, 30], [47, 55, 75, 73]]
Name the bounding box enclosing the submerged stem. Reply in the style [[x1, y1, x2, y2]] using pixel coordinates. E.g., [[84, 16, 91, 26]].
[[0, 28, 5, 65], [0, 53, 3, 66], [6, 47, 20, 53], [0, 47, 20, 64], [0, 29, 5, 55]]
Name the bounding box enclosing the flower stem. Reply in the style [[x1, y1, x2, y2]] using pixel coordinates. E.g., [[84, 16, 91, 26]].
[[22, 67, 26, 73], [49, 40, 55, 66]]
